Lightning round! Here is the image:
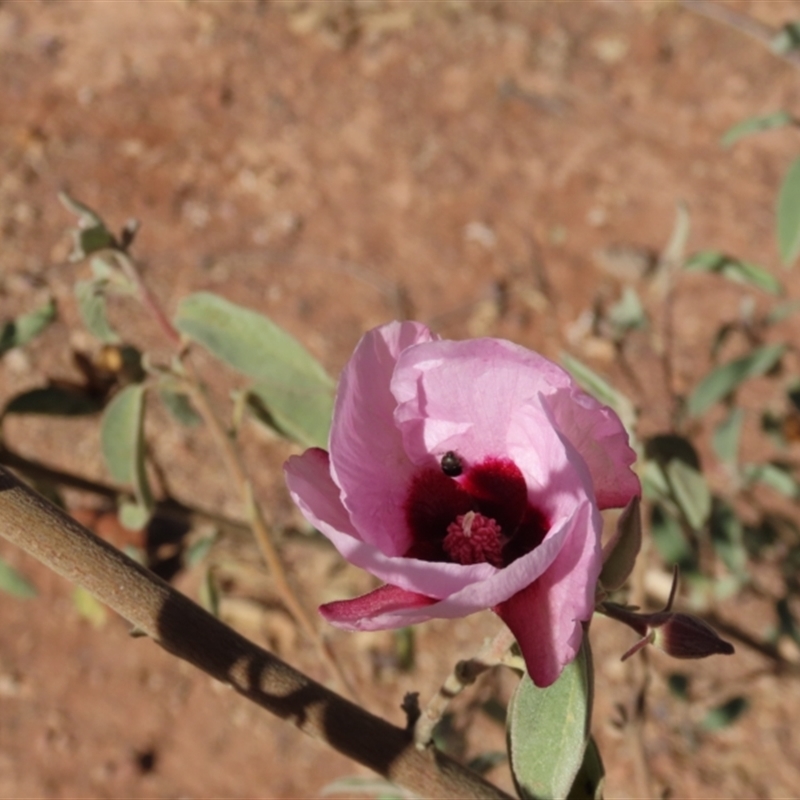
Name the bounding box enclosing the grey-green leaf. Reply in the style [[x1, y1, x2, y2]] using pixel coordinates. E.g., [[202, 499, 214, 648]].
[[199, 567, 220, 617], [712, 407, 744, 466], [320, 777, 416, 799], [684, 251, 782, 295], [560, 352, 637, 436], [0, 556, 37, 598], [777, 156, 800, 265], [771, 22, 800, 56], [118, 500, 151, 531], [743, 462, 799, 498], [186, 532, 217, 568], [75, 279, 120, 343], [100, 384, 153, 518], [650, 503, 695, 568], [701, 697, 748, 731], [174, 292, 334, 447], [600, 496, 642, 592], [566, 736, 604, 800], [75, 224, 116, 259], [765, 299, 800, 325], [686, 343, 786, 418], [666, 459, 711, 531], [507, 640, 593, 800], [0, 298, 57, 357], [608, 287, 646, 338], [159, 388, 202, 427], [709, 500, 748, 578], [721, 111, 793, 147]]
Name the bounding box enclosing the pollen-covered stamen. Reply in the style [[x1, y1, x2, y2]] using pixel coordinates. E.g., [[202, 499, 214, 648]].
[[443, 511, 505, 568]]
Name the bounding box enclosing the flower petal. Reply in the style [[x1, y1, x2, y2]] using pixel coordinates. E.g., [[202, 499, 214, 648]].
[[285, 446, 499, 598], [391, 337, 639, 511], [285, 448, 356, 539], [392, 337, 573, 468], [320, 584, 439, 630], [495, 500, 601, 687], [547, 387, 640, 510], [319, 496, 598, 633], [329, 321, 436, 556]]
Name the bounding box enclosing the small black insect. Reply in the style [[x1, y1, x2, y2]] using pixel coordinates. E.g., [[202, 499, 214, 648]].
[[440, 450, 463, 477]]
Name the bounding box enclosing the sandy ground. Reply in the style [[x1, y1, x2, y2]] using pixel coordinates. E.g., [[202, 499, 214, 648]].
[[1, 1, 800, 797]]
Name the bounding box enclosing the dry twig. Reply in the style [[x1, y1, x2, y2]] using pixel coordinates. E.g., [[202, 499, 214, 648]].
[[0, 466, 511, 800]]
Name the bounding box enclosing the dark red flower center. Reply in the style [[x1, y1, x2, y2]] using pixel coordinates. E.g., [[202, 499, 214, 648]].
[[403, 456, 549, 567]]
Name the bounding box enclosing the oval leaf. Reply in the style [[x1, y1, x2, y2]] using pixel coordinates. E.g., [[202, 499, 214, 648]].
[[765, 299, 800, 326], [709, 500, 748, 578], [721, 111, 793, 147], [701, 697, 748, 731], [174, 292, 334, 447], [743, 461, 799, 498], [507, 640, 593, 800], [159, 387, 201, 427], [777, 156, 800, 265], [687, 343, 786, 418], [560, 352, 637, 435], [601, 496, 642, 592], [608, 287, 646, 337], [118, 500, 151, 531], [684, 251, 782, 295], [566, 736, 604, 800], [75, 279, 120, 343], [0, 298, 57, 357], [0, 556, 37, 598], [771, 22, 800, 56], [650, 503, 695, 568], [100, 384, 153, 518], [666, 459, 711, 531], [712, 406, 744, 466]]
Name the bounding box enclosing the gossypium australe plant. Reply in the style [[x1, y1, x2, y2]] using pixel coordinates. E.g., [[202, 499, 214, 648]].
[[284, 321, 640, 687]]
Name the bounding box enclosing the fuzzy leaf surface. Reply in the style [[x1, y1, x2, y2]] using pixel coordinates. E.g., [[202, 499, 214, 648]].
[[687, 344, 786, 418], [507, 640, 593, 800], [175, 292, 334, 447], [778, 156, 800, 265]]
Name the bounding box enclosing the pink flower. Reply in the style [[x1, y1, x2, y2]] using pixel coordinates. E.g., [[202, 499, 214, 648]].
[[284, 322, 639, 687]]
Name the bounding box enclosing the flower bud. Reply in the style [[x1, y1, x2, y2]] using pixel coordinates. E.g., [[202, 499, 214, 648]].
[[598, 566, 734, 662], [651, 612, 735, 659]]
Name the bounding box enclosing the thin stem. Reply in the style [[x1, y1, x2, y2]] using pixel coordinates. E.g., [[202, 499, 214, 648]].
[[0, 443, 252, 537], [2, 441, 362, 693], [182, 363, 359, 700], [625, 527, 655, 798], [414, 625, 516, 749], [111, 249, 183, 347], [0, 466, 511, 800], [658, 246, 680, 430], [104, 243, 357, 699]]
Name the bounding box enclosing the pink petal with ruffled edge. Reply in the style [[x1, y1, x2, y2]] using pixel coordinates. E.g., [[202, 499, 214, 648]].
[[392, 336, 639, 511], [289, 382, 601, 605], [391, 337, 573, 469], [328, 321, 436, 557], [547, 387, 640, 510], [286, 322, 638, 686]]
